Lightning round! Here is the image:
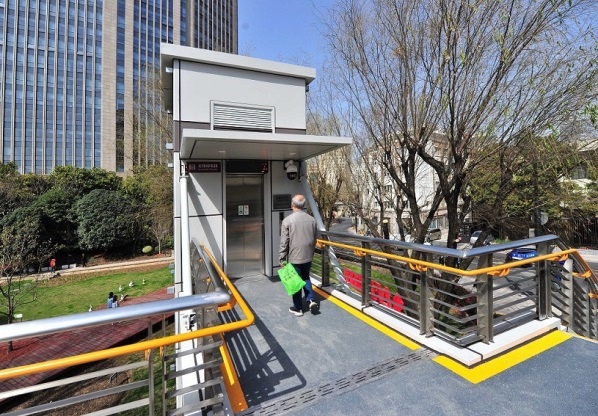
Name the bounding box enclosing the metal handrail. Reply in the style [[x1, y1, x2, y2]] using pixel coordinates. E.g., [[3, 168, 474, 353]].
[[0, 292, 230, 344], [319, 230, 564, 258], [0, 247, 255, 382], [313, 232, 598, 346], [318, 239, 580, 277], [201, 244, 255, 326]]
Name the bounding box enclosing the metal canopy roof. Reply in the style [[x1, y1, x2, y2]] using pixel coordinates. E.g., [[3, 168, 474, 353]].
[[180, 129, 352, 161]]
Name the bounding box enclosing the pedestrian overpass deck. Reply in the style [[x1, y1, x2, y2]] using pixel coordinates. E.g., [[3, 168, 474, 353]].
[[227, 272, 597, 416], [1, 236, 597, 415]]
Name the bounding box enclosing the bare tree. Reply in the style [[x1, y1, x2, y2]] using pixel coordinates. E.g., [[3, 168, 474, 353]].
[[305, 65, 356, 230], [147, 204, 172, 255], [0, 219, 40, 352], [322, 0, 597, 248], [123, 165, 173, 254]]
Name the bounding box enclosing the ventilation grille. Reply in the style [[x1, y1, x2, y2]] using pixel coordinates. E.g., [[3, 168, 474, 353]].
[[212, 103, 274, 132]]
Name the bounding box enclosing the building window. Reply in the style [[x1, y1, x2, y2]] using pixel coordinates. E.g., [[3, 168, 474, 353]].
[[571, 164, 589, 180], [430, 217, 445, 229]]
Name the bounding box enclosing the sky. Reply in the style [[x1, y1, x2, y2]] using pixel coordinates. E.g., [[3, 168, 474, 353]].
[[237, 0, 335, 74]]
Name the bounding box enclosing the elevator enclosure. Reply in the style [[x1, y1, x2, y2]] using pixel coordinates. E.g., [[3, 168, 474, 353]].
[[161, 43, 351, 283], [226, 175, 265, 277]]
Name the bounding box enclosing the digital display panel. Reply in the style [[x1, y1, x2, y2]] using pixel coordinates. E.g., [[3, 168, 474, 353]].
[[226, 160, 269, 174]]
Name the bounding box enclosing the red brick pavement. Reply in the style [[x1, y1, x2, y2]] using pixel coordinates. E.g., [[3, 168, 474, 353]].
[[0, 288, 173, 394]]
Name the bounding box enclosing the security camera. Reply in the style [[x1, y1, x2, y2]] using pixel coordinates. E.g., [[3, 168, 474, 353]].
[[284, 160, 298, 180]]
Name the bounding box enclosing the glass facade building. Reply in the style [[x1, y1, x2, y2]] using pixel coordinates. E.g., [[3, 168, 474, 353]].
[[0, 0, 238, 174]]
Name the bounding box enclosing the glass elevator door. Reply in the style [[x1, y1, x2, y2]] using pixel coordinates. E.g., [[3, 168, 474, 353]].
[[226, 175, 264, 277]]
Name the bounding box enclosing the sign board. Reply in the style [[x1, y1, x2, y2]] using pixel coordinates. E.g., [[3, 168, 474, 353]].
[[273, 194, 292, 211], [187, 161, 221, 173]]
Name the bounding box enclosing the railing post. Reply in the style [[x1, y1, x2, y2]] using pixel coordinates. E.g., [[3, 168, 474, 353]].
[[161, 314, 167, 416], [148, 348, 155, 416], [476, 254, 494, 344], [536, 242, 552, 319], [420, 253, 434, 337], [321, 245, 330, 287], [162, 344, 168, 416], [560, 258, 574, 330], [591, 297, 598, 339], [361, 241, 371, 306], [146, 319, 155, 416], [584, 285, 592, 338]]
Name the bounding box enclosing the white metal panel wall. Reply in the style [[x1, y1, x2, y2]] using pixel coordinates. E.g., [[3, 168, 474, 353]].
[[188, 171, 223, 216], [270, 161, 304, 196], [173, 153, 226, 282], [173, 170, 223, 217], [269, 161, 305, 272], [189, 216, 224, 268], [271, 211, 290, 270], [179, 61, 307, 130]]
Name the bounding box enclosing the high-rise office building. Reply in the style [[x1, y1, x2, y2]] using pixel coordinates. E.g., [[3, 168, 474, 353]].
[[0, 0, 238, 174]]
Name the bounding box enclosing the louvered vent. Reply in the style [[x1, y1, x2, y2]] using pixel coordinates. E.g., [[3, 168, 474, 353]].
[[212, 103, 274, 132]]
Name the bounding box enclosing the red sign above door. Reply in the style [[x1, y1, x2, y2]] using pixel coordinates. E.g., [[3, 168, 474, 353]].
[[187, 161, 222, 173]]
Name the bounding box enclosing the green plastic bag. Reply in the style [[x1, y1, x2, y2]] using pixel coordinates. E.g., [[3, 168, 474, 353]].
[[277, 262, 306, 296]]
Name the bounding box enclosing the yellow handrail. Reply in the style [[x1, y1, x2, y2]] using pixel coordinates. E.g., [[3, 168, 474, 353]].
[[201, 245, 253, 320], [0, 249, 255, 382], [317, 239, 580, 278]]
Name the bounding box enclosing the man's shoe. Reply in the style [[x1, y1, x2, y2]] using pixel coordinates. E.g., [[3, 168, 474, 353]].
[[309, 300, 318, 313], [289, 307, 303, 317]]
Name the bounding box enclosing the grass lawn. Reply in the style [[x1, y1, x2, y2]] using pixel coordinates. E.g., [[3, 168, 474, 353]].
[[16, 265, 172, 321]]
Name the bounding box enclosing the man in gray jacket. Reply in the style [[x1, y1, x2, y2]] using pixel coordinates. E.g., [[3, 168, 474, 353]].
[[279, 194, 318, 316]]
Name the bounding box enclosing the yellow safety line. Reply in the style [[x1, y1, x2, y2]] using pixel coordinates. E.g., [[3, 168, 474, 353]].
[[433, 330, 572, 384], [312, 286, 421, 351], [218, 334, 248, 413]]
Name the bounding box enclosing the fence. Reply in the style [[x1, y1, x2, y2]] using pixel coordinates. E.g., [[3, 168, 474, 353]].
[[0, 243, 254, 416], [549, 217, 598, 247], [1, 233, 597, 414], [312, 231, 598, 347]]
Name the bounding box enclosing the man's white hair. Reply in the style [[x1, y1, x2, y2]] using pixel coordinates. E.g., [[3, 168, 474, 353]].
[[292, 194, 306, 209]]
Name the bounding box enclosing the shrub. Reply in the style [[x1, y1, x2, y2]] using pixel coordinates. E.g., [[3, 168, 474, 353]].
[[72, 189, 142, 251]]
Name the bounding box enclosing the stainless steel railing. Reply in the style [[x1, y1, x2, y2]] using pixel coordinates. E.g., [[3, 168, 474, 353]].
[[0, 242, 254, 416], [312, 231, 598, 346], [2, 231, 597, 414], [0, 292, 230, 345]]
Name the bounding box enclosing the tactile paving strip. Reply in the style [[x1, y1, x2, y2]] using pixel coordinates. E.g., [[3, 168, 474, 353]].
[[238, 348, 436, 416]]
